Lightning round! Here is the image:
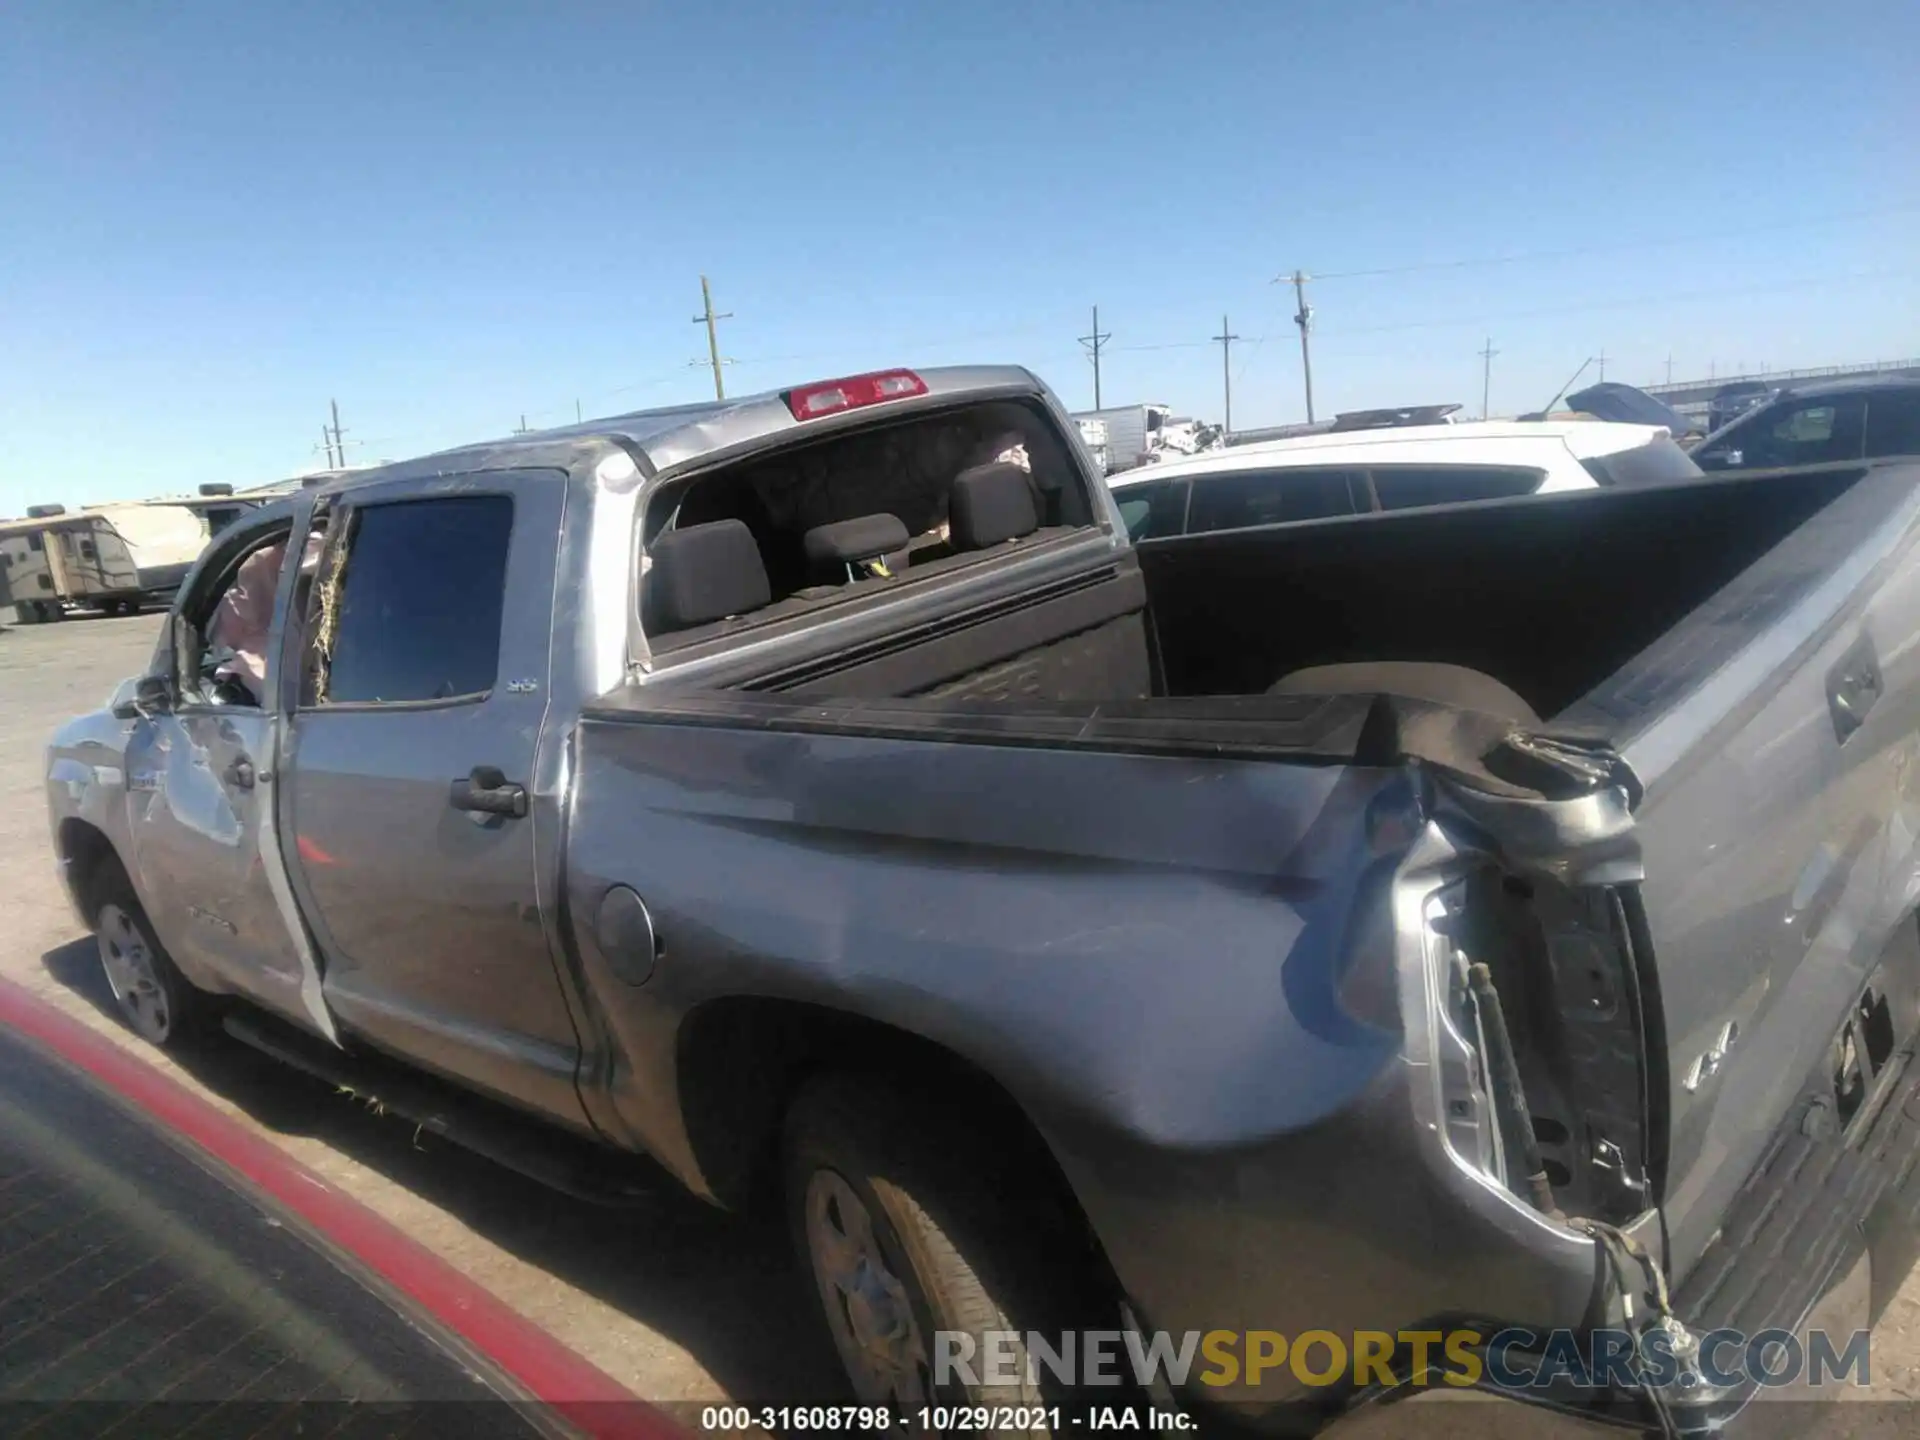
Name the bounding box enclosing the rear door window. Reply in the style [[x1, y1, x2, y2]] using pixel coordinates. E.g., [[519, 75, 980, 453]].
[[1865, 392, 1920, 459], [1112, 478, 1190, 541], [1185, 467, 1360, 534], [1367, 466, 1543, 509], [315, 495, 514, 705], [1718, 395, 1869, 468]]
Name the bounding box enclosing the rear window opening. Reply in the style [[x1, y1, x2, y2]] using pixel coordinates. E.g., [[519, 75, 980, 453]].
[[638, 399, 1098, 651]]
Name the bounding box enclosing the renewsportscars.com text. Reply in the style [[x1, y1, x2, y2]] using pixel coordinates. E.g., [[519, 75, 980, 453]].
[[934, 1327, 1873, 1393]]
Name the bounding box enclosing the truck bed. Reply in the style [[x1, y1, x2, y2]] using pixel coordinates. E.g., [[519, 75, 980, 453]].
[[569, 459, 1920, 1426]]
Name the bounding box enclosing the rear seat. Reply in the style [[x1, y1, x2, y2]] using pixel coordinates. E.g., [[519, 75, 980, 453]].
[[948, 461, 1041, 550], [645, 519, 772, 634], [799, 513, 911, 592]]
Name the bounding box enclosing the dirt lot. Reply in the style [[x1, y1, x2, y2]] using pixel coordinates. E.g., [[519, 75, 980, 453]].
[[5, 610, 1920, 1437]]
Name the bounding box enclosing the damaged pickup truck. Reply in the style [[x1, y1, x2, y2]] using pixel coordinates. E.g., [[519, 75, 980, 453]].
[[45, 364, 1920, 1434]]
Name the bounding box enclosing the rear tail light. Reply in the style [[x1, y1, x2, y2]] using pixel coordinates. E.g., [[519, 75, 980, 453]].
[[784, 369, 928, 421]]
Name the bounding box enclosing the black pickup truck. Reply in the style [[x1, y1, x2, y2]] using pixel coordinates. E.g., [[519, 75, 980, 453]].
[[46, 364, 1920, 1434]]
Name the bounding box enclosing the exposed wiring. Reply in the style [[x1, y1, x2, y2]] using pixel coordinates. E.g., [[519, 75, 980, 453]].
[[1571, 1217, 1684, 1440]]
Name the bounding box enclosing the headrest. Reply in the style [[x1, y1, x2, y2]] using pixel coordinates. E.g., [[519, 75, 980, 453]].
[[647, 519, 771, 633], [803, 513, 911, 567], [949, 462, 1040, 550]]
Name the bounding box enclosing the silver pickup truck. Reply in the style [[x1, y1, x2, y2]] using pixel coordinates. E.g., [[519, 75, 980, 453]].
[[44, 364, 1920, 1434]]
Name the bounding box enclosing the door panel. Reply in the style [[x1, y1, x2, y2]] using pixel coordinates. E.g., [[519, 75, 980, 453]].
[[284, 475, 587, 1129]]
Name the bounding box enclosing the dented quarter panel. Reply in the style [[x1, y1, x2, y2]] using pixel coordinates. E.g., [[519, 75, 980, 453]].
[[564, 717, 1609, 1404]]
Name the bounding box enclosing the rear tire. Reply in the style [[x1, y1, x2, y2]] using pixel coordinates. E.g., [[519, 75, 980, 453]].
[[784, 1073, 1115, 1434], [93, 863, 213, 1048]]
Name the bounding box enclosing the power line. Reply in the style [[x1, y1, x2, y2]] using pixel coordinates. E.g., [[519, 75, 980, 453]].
[[1306, 205, 1920, 282], [1078, 305, 1112, 409], [692, 274, 734, 400], [1212, 315, 1241, 436], [1314, 268, 1915, 339]]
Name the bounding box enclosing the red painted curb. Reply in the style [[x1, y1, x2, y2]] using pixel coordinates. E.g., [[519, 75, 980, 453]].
[[0, 976, 685, 1440]]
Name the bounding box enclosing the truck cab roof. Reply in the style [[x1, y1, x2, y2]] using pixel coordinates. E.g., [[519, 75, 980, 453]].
[[309, 365, 1053, 500]]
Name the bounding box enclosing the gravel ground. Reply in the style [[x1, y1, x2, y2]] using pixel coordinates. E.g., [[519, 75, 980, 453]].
[[4, 609, 1920, 1438]]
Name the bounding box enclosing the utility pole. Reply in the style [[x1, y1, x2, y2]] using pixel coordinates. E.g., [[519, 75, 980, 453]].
[[1665, 354, 1674, 386], [327, 399, 348, 469], [1078, 305, 1112, 409], [1596, 349, 1607, 382], [692, 274, 733, 400], [1479, 337, 1499, 420], [321, 425, 337, 469], [576, 399, 583, 424], [514, 415, 530, 435], [1289, 270, 1316, 422], [1212, 314, 1241, 437]]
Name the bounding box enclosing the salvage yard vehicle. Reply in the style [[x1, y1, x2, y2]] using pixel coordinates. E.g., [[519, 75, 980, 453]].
[[2, 501, 212, 623], [1695, 375, 1920, 473], [43, 362, 1920, 1435], [1108, 416, 1701, 541]]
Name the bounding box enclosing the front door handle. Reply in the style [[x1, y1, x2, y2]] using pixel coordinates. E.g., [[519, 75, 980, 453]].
[[450, 765, 528, 818], [224, 757, 255, 790]]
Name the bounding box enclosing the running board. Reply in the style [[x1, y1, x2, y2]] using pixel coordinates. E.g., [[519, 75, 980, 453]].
[[221, 1009, 658, 1208]]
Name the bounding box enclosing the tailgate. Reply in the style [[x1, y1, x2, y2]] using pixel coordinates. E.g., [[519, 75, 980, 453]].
[[1563, 462, 1920, 1287]]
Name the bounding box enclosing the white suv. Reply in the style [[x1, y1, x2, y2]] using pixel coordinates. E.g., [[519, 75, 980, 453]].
[[1109, 419, 1701, 542]]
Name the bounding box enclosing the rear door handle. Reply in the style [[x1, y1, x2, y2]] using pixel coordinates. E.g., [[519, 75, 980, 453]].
[[450, 765, 528, 818], [1827, 634, 1883, 745]]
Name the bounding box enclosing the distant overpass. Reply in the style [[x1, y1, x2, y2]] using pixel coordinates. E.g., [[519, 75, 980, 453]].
[[1645, 358, 1920, 421]]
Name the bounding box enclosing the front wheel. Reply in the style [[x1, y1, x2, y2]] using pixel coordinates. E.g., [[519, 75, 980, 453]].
[[94, 868, 213, 1047], [784, 1074, 1115, 1434]]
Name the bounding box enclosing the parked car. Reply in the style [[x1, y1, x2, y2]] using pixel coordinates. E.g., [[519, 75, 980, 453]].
[[44, 364, 1920, 1434], [1694, 376, 1920, 472], [1107, 418, 1701, 542]]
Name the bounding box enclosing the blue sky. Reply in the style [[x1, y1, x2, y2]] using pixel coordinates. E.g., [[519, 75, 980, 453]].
[[2, 1, 1916, 512]]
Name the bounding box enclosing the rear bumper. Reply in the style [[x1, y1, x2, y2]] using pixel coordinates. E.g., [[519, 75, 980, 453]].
[[1654, 1039, 1920, 1429], [1333, 1037, 1920, 1438]]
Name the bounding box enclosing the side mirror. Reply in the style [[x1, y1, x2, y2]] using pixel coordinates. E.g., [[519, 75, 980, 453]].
[[112, 673, 174, 720]]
